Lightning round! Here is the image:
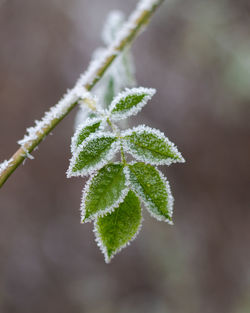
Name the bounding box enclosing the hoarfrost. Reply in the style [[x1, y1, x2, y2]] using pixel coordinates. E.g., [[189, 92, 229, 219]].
[[0, 158, 13, 175]]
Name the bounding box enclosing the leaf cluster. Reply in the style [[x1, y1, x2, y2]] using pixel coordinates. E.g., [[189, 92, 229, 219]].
[[67, 87, 184, 262]]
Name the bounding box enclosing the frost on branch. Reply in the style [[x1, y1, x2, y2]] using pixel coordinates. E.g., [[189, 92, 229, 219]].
[[67, 132, 119, 177], [94, 190, 142, 263], [108, 87, 156, 121], [0, 158, 13, 175], [75, 10, 136, 128], [18, 85, 89, 148], [96, 10, 136, 108], [81, 163, 129, 222], [122, 125, 185, 165]]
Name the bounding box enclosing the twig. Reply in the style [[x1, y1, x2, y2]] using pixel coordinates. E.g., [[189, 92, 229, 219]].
[[0, 0, 164, 188]]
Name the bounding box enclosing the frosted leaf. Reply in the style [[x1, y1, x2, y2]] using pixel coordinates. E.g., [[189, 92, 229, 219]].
[[126, 162, 173, 224], [81, 163, 129, 222], [122, 125, 185, 165], [67, 132, 119, 177], [94, 190, 142, 263], [71, 117, 106, 153], [108, 87, 156, 121]]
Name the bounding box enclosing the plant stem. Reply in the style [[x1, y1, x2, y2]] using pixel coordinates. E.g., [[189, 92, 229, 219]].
[[106, 118, 127, 165], [0, 0, 164, 188]]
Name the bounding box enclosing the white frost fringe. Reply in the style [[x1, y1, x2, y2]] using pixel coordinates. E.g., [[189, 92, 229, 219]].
[[0, 158, 13, 175], [108, 87, 156, 121], [93, 205, 143, 263], [121, 125, 185, 165], [67, 132, 120, 178], [125, 164, 174, 224], [81, 165, 130, 222]]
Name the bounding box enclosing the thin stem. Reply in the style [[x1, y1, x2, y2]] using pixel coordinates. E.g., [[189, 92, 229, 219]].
[[0, 0, 164, 188], [120, 145, 127, 165], [106, 118, 127, 165]]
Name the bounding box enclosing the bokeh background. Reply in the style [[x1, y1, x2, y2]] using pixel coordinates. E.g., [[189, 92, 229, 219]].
[[1, 0, 250, 312]]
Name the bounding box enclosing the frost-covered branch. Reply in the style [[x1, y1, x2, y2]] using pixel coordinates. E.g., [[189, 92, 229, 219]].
[[0, 0, 164, 188]]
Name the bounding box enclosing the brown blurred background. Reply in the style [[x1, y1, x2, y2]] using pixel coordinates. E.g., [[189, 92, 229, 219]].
[[1, 0, 250, 312]]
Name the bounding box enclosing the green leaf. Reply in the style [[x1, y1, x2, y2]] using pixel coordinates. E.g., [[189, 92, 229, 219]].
[[67, 132, 119, 177], [109, 87, 156, 121], [127, 162, 173, 223], [122, 125, 185, 165], [71, 118, 103, 153], [81, 163, 128, 222], [94, 190, 142, 263]]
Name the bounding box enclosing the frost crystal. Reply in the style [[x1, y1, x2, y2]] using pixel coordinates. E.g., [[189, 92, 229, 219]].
[[18, 85, 89, 148], [0, 158, 13, 175]]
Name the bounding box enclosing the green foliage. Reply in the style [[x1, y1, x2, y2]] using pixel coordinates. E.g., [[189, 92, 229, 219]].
[[128, 162, 173, 223], [109, 87, 155, 121], [95, 190, 142, 263], [111, 92, 145, 114], [75, 120, 102, 148], [81, 163, 128, 222], [68, 85, 185, 262], [67, 133, 118, 177], [123, 125, 184, 165], [71, 118, 103, 153]]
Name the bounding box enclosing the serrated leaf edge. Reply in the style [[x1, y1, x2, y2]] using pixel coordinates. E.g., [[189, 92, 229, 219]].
[[108, 87, 156, 121], [124, 163, 174, 225], [93, 196, 143, 263], [122, 125, 185, 166], [71, 117, 106, 153], [80, 165, 130, 222], [66, 131, 120, 178]]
